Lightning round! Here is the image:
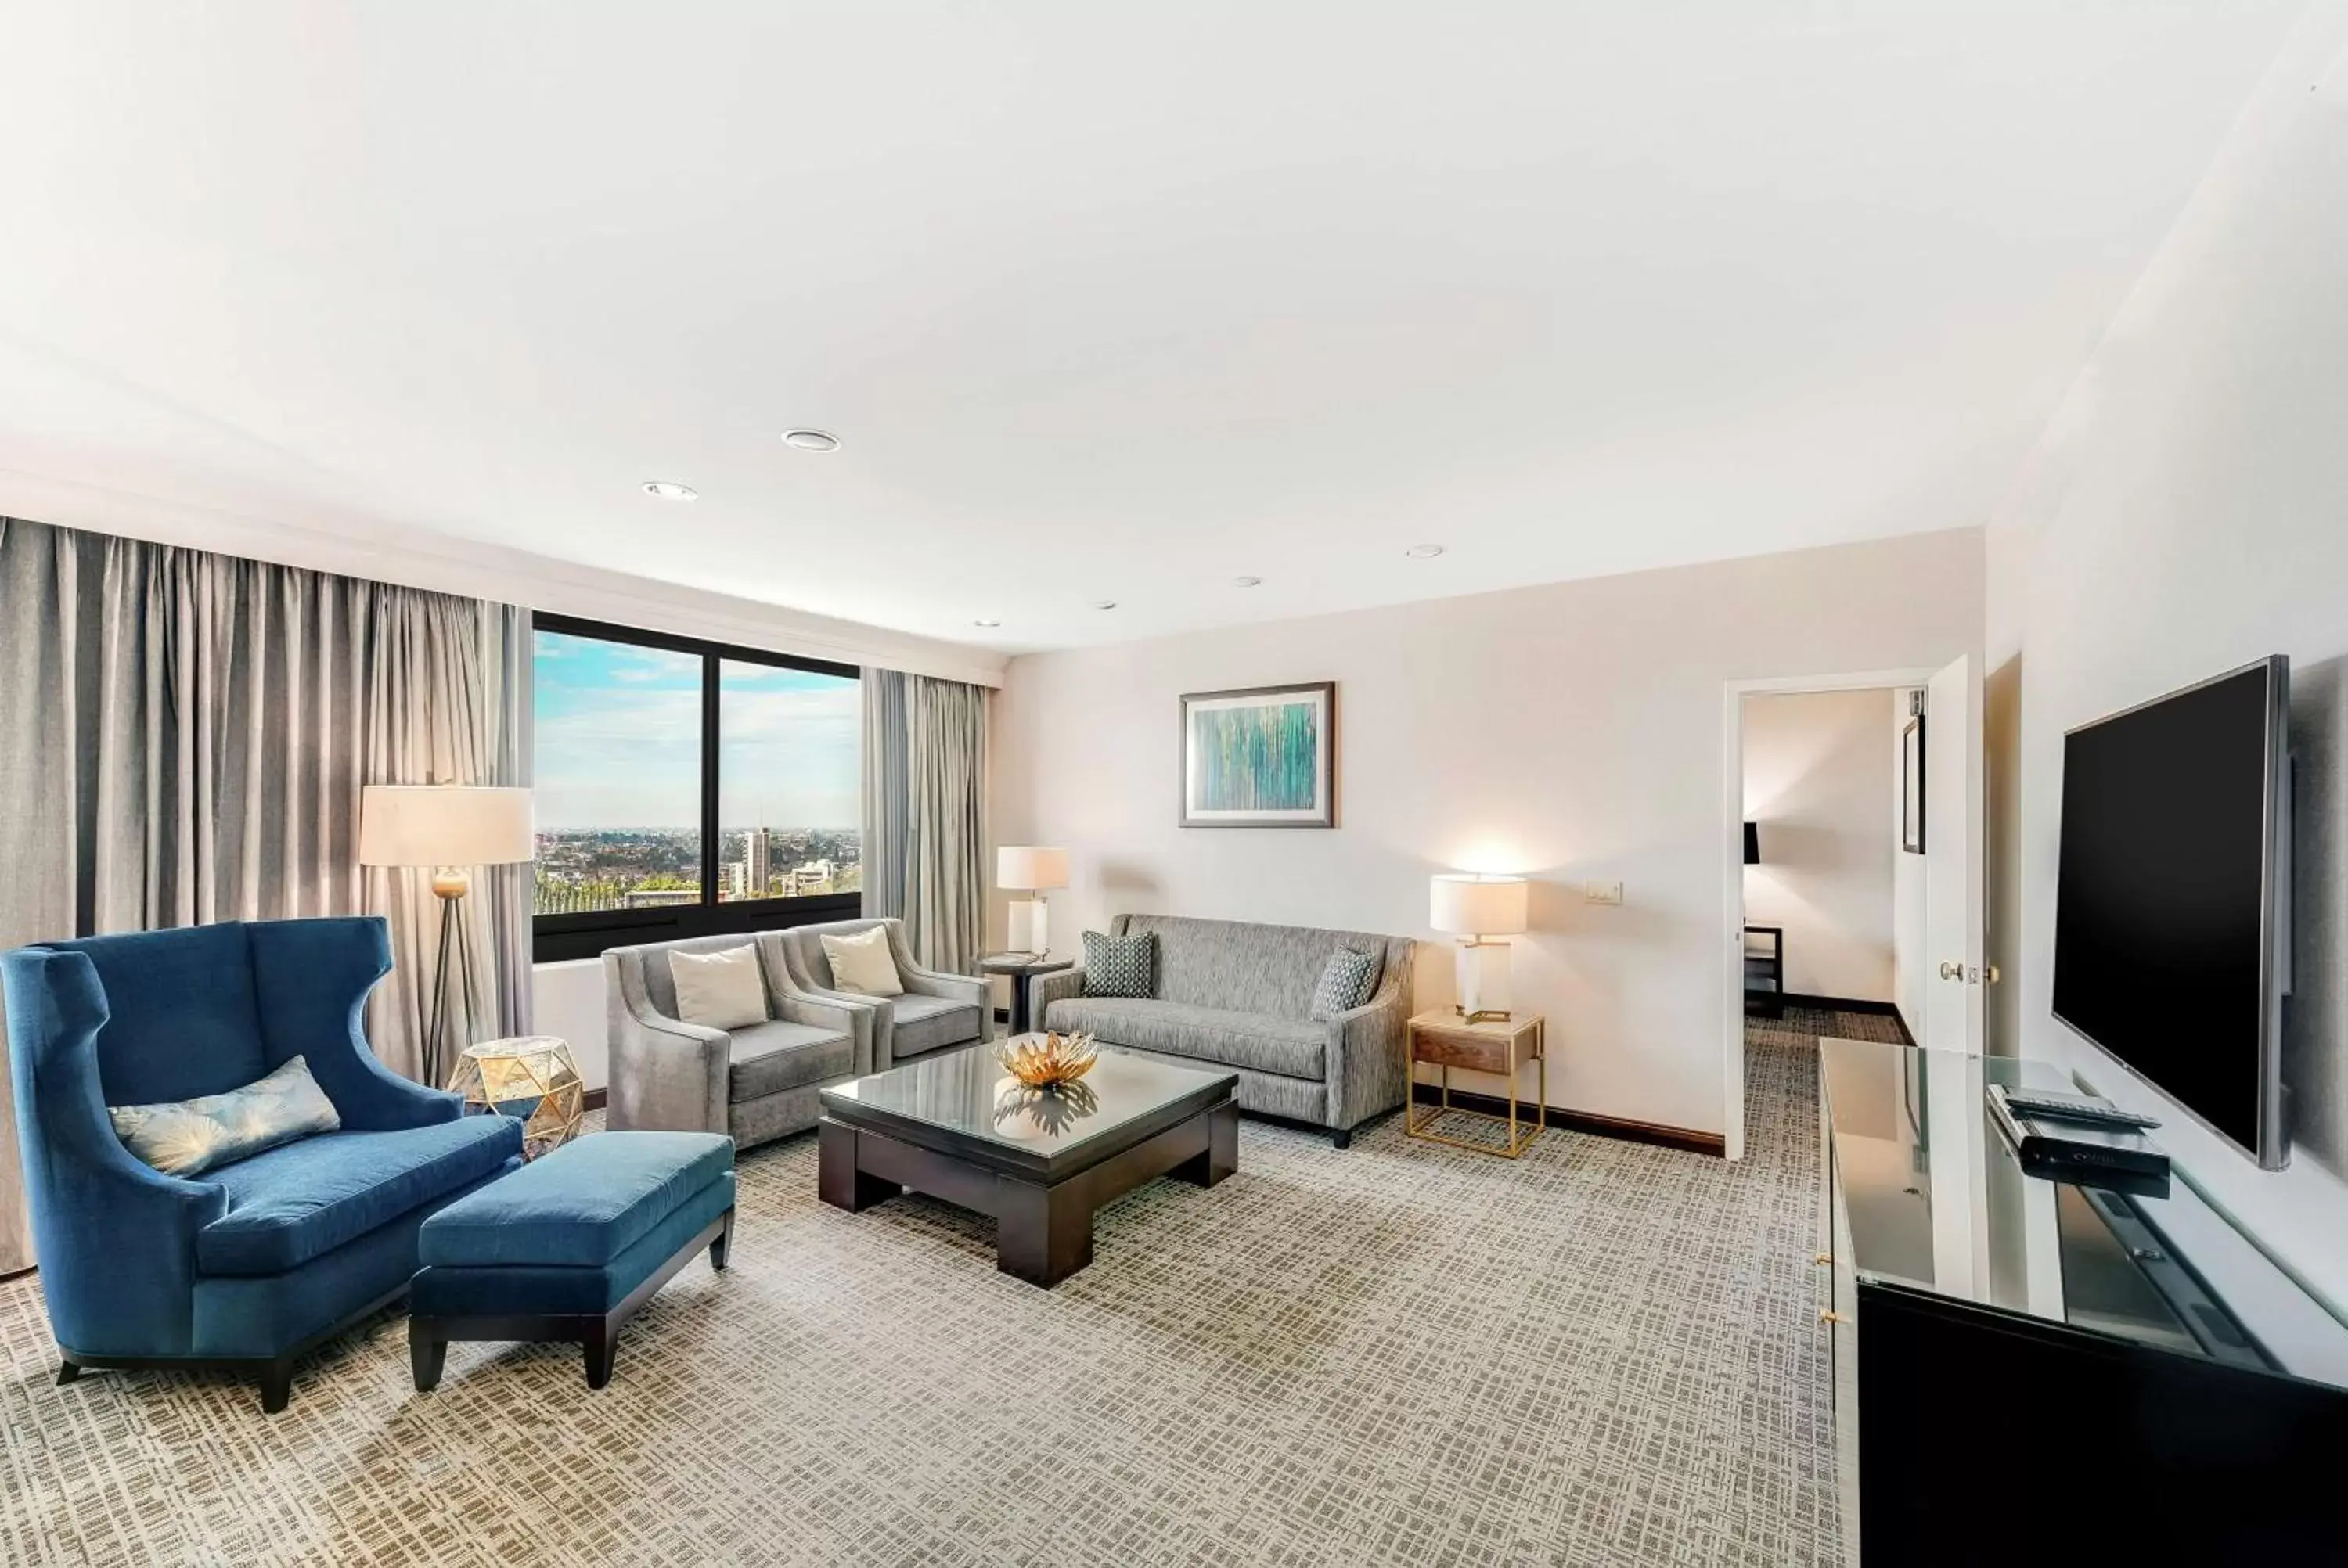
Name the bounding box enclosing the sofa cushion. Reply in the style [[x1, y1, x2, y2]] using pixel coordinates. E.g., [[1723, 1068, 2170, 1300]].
[[1118, 913, 1388, 1020], [669, 944, 770, 1031], [1081, 930, 1155, 998], [110, 1054, 342, 1178], [1043, 997, 1326, 1081], [419, 1131, 734, 1269], [891, 994, 982, 1058], [726, 1020, 853, 1102], [1309, 948, 1378, 1021], [196, 1114, 524, 1277], [821, 926, 905, 998]]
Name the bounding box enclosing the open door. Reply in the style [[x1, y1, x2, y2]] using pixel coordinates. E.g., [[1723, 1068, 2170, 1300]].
[[1921, 653, 1984, 1056]]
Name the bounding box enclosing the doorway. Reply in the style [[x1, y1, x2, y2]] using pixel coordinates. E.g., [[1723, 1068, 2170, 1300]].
[[1719, 660, 1980, 1160]]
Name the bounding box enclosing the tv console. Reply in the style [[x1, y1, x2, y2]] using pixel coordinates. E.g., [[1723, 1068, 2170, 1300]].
[[1819, 1037, 2348, 1563]]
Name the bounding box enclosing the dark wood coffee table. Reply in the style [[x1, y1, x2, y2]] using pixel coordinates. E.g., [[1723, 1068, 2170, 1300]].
[[817, 1042, 1239, 1286]]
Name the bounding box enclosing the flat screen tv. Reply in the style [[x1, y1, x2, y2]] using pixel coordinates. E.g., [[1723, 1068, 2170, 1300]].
[[2052, 656, 2290, 1169]]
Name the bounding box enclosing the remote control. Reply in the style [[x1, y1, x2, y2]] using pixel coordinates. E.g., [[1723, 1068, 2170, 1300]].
[[1997, 1087, 2161, 1131]]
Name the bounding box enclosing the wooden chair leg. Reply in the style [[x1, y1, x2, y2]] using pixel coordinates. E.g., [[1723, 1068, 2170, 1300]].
[[258, 1360, 294, 1415]]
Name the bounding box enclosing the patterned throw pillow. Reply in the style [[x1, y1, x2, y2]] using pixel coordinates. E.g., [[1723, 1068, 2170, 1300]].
[[1309, 948, 1378, 1021], [109, 1056, 342, 1178], [1082, 930, 1156, 999]]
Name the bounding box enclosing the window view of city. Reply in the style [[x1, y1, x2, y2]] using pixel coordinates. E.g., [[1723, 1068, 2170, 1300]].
[[531, 629, 859, 916]]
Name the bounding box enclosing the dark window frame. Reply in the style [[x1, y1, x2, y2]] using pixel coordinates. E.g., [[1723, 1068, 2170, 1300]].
[[530, 611, 862, 963]]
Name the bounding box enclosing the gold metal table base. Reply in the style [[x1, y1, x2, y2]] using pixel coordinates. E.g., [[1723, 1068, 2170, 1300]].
[[1403, 1051, 1547, 1160]]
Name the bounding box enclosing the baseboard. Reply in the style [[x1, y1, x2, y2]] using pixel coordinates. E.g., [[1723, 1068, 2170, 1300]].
[[584, 1087, 608, 1113], [1407, 1084, 1726, 1157]]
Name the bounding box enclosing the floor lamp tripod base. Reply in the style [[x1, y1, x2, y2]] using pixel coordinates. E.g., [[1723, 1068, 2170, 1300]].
[[424, 871, 480, 1090]]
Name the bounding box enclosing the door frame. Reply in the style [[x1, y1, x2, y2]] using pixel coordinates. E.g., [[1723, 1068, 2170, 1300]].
[[1720, 667, 1939, 1161]]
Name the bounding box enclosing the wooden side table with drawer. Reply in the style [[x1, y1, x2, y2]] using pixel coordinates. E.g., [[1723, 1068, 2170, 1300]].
[[1404, 1009, 1547, 1158]]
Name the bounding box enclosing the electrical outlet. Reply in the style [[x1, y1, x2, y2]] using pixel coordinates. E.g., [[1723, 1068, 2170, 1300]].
[[1584, 880, 1623, 905]]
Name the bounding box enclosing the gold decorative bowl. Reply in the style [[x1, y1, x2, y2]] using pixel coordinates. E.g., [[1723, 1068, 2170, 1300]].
[[994, 1030, 1098, 1088]]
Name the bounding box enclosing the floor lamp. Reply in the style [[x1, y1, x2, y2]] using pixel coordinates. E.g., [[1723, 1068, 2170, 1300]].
[[359, 784, 535, 1088]]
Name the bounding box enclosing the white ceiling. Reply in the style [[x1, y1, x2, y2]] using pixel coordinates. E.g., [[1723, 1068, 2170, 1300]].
[[0, 2, 2305, 653]]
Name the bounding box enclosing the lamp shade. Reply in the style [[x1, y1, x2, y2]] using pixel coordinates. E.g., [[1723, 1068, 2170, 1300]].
[[1744, 821, 1761, 865], [996, 845, 1070, 892], [358, 786, 535, 867], [1429, 873, 1529, 936]]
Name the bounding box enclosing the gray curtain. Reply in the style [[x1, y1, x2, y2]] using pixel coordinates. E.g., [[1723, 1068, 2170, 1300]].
[[862, 667, 989, 974], [0, 516, 531, 1273]]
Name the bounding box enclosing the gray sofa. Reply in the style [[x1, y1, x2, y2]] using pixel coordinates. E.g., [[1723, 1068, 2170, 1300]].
[[770, 917, 993, 1070], [604, 931, 869, 1151], [1029, 913, 1414, 1147]]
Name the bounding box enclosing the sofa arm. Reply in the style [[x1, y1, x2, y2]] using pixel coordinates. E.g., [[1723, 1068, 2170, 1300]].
[[1322, 975, 1413, 1133], [603, 952, 731, 1135], [2, 948, 228, 1357], [1028, 966, 1086, 1030]]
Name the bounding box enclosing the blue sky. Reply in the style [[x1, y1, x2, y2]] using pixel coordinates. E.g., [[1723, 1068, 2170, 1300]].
[[534, 631, 859, 831]]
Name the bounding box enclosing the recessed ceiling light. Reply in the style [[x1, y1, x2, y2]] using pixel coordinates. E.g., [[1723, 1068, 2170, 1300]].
[[974, 617, 1001, 628], [781, 429, 841, 452], [1231, 576, 1262, 588], [642, 480, 699, 501], [1405, 543, 1445, 559], [1093, 600, 1118, 610]]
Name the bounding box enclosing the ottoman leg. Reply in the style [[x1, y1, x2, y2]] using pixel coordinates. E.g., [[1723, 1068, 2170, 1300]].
[[258, 1358, 294, 1415], [710, 1207, 734, 1272], [410, 1325, 447, 1393], [584, 1320, 617, 1390]]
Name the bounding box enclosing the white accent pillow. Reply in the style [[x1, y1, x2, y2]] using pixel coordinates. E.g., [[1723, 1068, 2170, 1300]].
[[668, 944, 769, 1031], [821, 926, 905, 997]]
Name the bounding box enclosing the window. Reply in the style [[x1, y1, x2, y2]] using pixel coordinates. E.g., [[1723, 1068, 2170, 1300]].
[[531, 613, 859, 960]]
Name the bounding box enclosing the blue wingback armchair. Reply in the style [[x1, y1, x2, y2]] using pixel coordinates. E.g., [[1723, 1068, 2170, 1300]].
[[2, 917, 522, 1412]]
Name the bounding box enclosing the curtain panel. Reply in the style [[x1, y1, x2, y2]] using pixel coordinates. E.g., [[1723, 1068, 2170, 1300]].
[[861, 667, 989, 975], [0, 516, 531, 1271]]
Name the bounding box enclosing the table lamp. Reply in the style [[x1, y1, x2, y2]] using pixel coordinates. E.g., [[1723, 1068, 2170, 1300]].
[[1430, 872, 1529, 1023], [996, 845, 1071, 955], [359, 783, 535, 1087]]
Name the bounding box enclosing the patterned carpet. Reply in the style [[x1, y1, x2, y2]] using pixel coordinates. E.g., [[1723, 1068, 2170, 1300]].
[[0, 1009, 1894, 1566]]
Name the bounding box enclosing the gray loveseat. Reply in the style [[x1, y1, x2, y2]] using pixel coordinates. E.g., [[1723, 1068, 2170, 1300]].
[[1029, 913, 1414, 1147], [604, 931, 868, 1151]]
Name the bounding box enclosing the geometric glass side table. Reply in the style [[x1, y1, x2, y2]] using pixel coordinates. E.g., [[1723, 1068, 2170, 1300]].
[[447, 1035, 586, 1160]]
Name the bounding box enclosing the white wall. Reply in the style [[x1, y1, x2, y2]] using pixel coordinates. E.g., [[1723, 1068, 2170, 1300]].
[[1986, 9, 2348, 1307], [533, 959, 609, 1094], [994, 528, 1981, 1138], [1741, 689, 1897, 1004]]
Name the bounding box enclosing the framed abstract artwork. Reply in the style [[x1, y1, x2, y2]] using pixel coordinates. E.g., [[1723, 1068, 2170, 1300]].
[[1179, 682, 1335, 828]]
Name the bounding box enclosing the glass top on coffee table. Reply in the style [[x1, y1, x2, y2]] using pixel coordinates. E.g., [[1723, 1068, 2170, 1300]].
[[819, 1039, 1237, 1174]]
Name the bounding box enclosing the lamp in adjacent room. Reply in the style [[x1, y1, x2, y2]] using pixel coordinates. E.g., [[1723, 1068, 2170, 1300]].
[[996, 845, 1071, 956], [1429, 872, 1530, 1024], [359, 784, 535, 1088], [1745, 821, 1761, 865]]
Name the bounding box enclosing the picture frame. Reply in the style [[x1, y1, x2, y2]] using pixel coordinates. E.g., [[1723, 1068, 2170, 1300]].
[[1178, 681, 1335, 828], [1901, 714, 1926, 854]]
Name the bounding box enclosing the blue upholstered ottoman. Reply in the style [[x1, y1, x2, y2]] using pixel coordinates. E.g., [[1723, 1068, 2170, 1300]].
[[408, 1131, 735, 1390]]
